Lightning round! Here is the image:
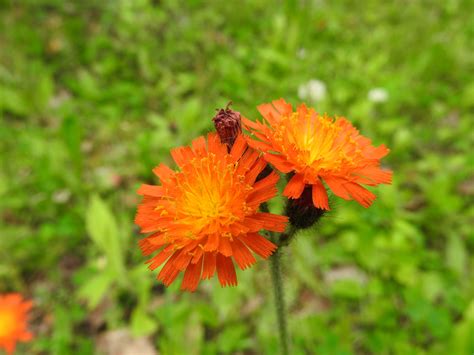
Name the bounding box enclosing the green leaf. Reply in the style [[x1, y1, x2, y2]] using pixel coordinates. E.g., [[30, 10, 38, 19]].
[[217, 323, 252, 354], [77, 271, 114, 309], [131, 307, 158, 337], [86, 195, 125, 280], [446, 234, 467, 276], [446, 300, 474, 354]]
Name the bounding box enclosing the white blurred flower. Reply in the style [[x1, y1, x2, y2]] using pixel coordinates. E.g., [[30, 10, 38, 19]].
[[298, 79, 327, 102], [368, 88, 389, 103], [297, 47, 307, 59], [52, 189, 71, 204]]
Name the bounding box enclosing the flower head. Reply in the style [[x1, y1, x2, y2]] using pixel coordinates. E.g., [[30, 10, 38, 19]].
[[0, 293, 33, 354], [135, 133, 287, 291], [243, 99, 392, 210]]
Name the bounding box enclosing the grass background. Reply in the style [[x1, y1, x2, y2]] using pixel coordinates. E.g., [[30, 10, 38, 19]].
[[1, 0, 473, 354]]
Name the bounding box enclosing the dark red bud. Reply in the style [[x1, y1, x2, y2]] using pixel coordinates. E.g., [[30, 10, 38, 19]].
[[285, 185, 325, 229], [212, 102, 242, 150]]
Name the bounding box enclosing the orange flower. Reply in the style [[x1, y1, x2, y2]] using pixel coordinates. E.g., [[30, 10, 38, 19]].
[[135, 133, 287, 291], [243, 99, 392, 210], [0, 293, 33, 354]]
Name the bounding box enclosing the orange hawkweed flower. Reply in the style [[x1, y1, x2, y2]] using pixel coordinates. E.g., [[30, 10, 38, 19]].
[[0, 294, 33, 354], [243, 99, 392, 210], [135, 133, 287, 291]]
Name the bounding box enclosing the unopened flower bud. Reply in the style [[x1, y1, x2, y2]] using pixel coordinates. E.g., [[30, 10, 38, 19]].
[[212, 102, 242, 150], [285, 184, 325, 229]]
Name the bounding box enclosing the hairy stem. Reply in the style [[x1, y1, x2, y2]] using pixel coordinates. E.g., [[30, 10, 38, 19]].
[[269, 248, 289, 355]]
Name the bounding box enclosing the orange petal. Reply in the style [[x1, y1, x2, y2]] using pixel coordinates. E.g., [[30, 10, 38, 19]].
[[312, 179, 330, 210], [218, 237, 233, 257], [344, 182, 376, 208], [283, 173, 306, 199], [239, 233, 277, 259], [354, 166, 392, 185], [241, 116, 261, 130], [203, 233, 219, 252], [137, 184, 164, 197], [324, 176, 351, 200], [181, 258, 202, 292], [216, 254, 237, 287], [138, 238, 156, 256], [191, 136, 207, 157], [257, 103, 281, 124], [191, 247, 204, 264], [296, 103, 308, 116], [247, 183, 278, 207], [246, 137, 274, 152], [245, 158, 267, 184], [365, 144, 390, 159], [173, 250, 193, 271], [19, 331, 33, 341], [158, 252, 181, 286], [152, 163, 174, 182], [236, 149, 260, 175], [202, 252, 216, 279], [253, 170, 279, 191], [272, 98, 293, 116], [263, 153, 294, 173], [247, 213, 288, 233], [171, 146, 194, 168], [230, 134, 247, 161], [146, 247, 173, 270], [207, 132, 228, 156], [231, 239, 257, 270]]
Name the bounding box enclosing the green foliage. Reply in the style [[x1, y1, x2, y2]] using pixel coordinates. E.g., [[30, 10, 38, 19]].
[[1, 0, 473, 354], [86, 195, 126, 280]]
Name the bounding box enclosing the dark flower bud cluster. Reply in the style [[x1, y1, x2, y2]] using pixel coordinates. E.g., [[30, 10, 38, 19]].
[[285, 184, 325, 230]]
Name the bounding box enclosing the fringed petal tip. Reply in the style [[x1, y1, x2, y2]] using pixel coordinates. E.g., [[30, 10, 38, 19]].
[[283, 174, 306, 199], [146, 231, 279, 292], [312, 180, 330, 210]]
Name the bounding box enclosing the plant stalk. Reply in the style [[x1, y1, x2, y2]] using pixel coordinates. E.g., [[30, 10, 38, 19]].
[[269, 247, 289, 355]]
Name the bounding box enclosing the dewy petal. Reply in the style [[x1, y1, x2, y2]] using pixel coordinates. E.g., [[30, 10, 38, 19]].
[[135, 133, 286, 291]]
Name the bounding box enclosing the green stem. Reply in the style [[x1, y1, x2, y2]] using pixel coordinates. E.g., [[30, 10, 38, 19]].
[[269, 248, 289, 355]]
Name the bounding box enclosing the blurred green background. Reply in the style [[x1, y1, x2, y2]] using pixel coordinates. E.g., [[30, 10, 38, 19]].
[[1, 1, 473, 354]]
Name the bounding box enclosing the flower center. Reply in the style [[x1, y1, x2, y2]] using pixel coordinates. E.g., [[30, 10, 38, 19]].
[[174, 155, 248, 234], [0, 310, 16, 338], [276, 113, 360, 174]]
